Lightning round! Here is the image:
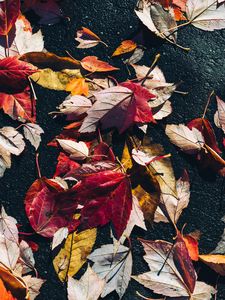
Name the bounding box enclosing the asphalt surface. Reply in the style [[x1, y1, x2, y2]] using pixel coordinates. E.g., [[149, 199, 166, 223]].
[[1, 0, 225, 299]]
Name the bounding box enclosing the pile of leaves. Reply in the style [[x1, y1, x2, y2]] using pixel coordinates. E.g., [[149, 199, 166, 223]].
[[0, 0, 225, 299]]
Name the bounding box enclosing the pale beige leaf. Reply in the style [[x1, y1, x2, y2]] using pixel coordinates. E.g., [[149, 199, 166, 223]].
[[56, 140, 89, 161], [23, 123, 44, 150], [165, 124, 204, 154], [52, 227, 68, 250], [67, 265, 105, 300], [0, 127, 25, 156], [186, 0, 225, 31], [23, 275, 45, 300]]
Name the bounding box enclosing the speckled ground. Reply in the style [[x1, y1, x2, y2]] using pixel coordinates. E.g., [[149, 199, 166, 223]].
[[1, 0, 225, 299]]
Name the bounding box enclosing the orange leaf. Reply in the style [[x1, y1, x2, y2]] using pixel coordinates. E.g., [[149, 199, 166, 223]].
[[81, 56, 119, 72], [78, 27, 100, 41], [112, 40, 137, 57], [66, 78, 89, 96], [183, 234, 199, 261], [199, 254, 225, 276], [0, 279, 16, 300]]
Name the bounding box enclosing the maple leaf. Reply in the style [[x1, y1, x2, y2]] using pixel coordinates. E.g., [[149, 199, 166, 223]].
[[75, 27, 107, 48], [79, 83, 155, 134], [22, 275, 45, 300], [0, 15, 44, 58], [19, 240, 35, 275], [67, 265, 105, 300], [56, 139, 89, 161], [23, 123, 44, 150], [186, 0, 225, 31], [24, 178, 79, 237], [80, 56, 119, 72], [0, 87, 36, 122], [66, 78, 89, 96], [53, 228, 96, 281], [74, 170, 132, 239], [133, 238, 216, 299], [88, 244, 132, 298], [0, 0, 20, 36], [0, 57, 37, 93], [112, 40, 137, 57]]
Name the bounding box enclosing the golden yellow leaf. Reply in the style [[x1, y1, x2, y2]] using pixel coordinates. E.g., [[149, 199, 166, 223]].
[[66, 78, 89, 96], [53, 228, 97, 282], [121, 142, 160, 223], [30, 68, 82, 90], [112, 40, 137, 57], [199, 254, 225, 276]]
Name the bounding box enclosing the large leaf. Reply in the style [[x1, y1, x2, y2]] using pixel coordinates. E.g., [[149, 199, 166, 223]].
[[133, 239, 215, 299], [88, 244, 132, 298], [53, 228, 96, 281], [186, 0, 225, 31], [0, 57, 37, 93], [24, 178, 79, 237], [0, 0, 20, 35], [79, 83, 155, 134], [74, 170, 132, 239]]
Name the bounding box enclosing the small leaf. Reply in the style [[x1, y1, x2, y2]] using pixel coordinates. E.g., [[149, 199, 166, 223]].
[[81, 56, 119, 72], [75, 27, 105, 49], [23, 123, 44, 150], [66, 78, 89, 96], [112, 40, 137, 57]]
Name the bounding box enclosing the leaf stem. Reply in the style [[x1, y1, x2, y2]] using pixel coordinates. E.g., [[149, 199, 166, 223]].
[[36, 153, 42, 179], [141, 53, 161, 86], [202, 90, 215, 119]]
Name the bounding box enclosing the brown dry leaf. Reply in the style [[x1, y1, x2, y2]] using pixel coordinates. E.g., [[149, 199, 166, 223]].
[[112, 40, 137, 57], [30, 68, 82, 90], [53, 228, 97, 282], [20, 52, 80, 70], [66, 78, 89, 96]]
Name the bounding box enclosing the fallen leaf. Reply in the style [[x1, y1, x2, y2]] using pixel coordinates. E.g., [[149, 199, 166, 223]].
[[30, 68, 82, 91], [81, 56, 119, 72], [88, 244, 132, 298], [112, 40, 137, 57], [135, 1, 177, 42], [25, 178, 79, 237], [0, 15, 44, 58], [23, 275, 45, 300], [183, 231, 200, 261], [67, 265, 105, 300], [0, 87, 36, 122], [0, 57, 37, 93], [165, 124, 205, 154], [154, 170, 190, 224], [79, 83, 155, 134], [74, 170, 132, 239], [215, 95, 225, 134], [186, 0, 225, 31], [52, 227, 69, 250], [75, 27, 106, 49], [133, 238, 215, 299], [55, 95, 92, 120], [56, 140, 89, 161], [0, 0, 20, 35], [54, 152, 80, 178], [19, 240, 35, 275], [0, 126, 25, 156], [124, 46, 145, 64], [199, 254, 225, 276], [66, 78, 89, 96], [53, 228, 96, 281], [0, 278, 17, 300], [23, 123, 44, 150], [20, 52, 80, 70]]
